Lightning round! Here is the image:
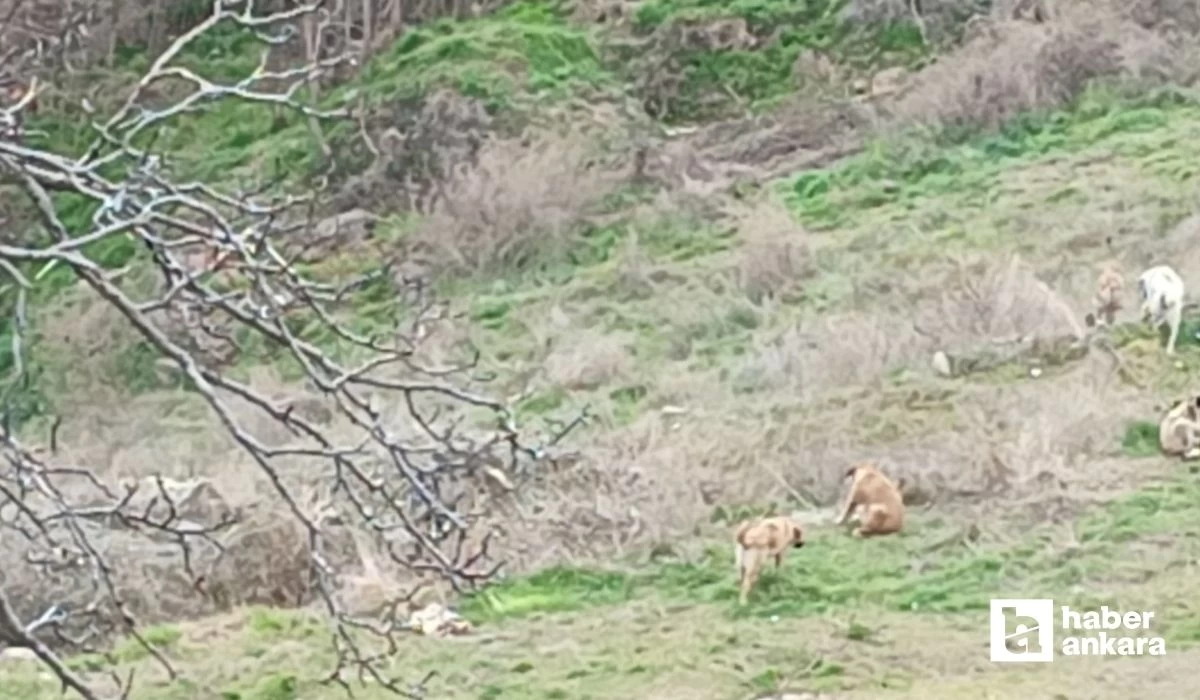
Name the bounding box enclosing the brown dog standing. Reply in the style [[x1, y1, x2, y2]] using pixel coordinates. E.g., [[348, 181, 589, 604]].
[[733, 515, 805, 605], [835, 461, 904, 537]]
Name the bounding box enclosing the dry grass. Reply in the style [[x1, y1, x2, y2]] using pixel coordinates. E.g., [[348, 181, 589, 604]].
[[406, 130, 628, 277], [486, 228, 1165, 564], [723, 196, 820, 305], [0, 359, 475, 638], [910, 254, 1089, 353], [542, 327, 635, 391], [889, 3, 1200, 132]]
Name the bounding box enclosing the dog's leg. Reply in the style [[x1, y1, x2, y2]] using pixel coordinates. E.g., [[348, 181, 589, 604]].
[[1103, 299, 1117, 326], [835, 492, 856, 525], [739, 553, 761, 605], [854, 506, 880, 537], [774, 552, 782, 569], [856, 505, 896, 537], [1166, 303, 1182, 355], [1183, 425, 1200, 460]]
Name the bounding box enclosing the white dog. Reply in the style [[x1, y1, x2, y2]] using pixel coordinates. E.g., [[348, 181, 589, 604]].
[[1138, 265, 1186, 354]]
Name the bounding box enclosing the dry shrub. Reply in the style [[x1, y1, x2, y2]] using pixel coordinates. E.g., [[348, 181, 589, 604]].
[[843, 0, 992, 46], [493, 403, 765, 568], [912, 254, 1085, 354], [542, 327, 635, 391], [723, 196, 818, 304], [407, 130, 627, 276], [330, 89, 495, 216], [0, 366, 445, 633], [731, 313, 930, 399], [920, 358, 1148, 515], [890, 4, 1200, 132], [1140, 212, 1200, 285]]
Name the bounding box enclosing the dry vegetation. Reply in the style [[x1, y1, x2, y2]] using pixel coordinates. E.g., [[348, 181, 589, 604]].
[[5, 0, 1200, 697]]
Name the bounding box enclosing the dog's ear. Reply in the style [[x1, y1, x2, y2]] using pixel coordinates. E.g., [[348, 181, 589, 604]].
[[844, 464, 858, 479], [1084, 312, 1096, 328]]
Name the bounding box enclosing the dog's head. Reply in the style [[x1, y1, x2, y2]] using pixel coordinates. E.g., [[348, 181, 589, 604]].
[[1167, 397, 1200, 422], [845, 461, 878, 481], [788, 519, 805, 549], [1187, 396, 1200, 421]]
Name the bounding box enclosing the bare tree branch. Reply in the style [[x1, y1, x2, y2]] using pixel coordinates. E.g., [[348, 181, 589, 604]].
[[0, 1, 578, 697]]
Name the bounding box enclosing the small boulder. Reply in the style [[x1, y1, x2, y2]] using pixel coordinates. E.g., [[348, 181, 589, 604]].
[[930, 351, 953, 377]]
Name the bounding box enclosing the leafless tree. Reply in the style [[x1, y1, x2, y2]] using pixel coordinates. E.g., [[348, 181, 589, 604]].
[[0, 1, 579, 697]]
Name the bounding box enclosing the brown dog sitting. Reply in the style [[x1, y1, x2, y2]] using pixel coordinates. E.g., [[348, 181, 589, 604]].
[[733, 515, 805, 605], [834, 461, 905, 537]]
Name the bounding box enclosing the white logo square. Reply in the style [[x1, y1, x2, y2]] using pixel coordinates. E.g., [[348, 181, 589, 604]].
[[990, 598, 1054, 662]]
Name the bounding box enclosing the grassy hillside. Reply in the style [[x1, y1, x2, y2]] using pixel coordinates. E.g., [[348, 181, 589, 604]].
[[6, 0, 1200, 698]]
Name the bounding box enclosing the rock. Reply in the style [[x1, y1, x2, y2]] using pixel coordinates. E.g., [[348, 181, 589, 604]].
[[0, 647, 38, 664], [482, 465, 515, 492], [406, 603, 472, 637], [117, 476, 234, 533], [930, 351, 953, 377], [870, 66, 910, 97]]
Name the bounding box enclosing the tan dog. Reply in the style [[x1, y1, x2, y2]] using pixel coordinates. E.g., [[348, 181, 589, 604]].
[[1086, 262, 1125, 329], [733, 515, 805, 605], [1160, 396, 1200, 460], [835, 462, 905, 537]]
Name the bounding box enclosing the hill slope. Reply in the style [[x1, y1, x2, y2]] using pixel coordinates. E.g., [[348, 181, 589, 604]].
[[5, 0, 1200, 698]]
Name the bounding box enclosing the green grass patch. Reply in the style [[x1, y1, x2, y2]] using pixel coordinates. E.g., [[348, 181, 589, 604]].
[[364, 1, 612, 110], [1121, 420, 1161, 458], [782, 86, 1198, 231], [112, 624, 183, 662], [631, 0, 928, 122], [463, 566, 638, 621]]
